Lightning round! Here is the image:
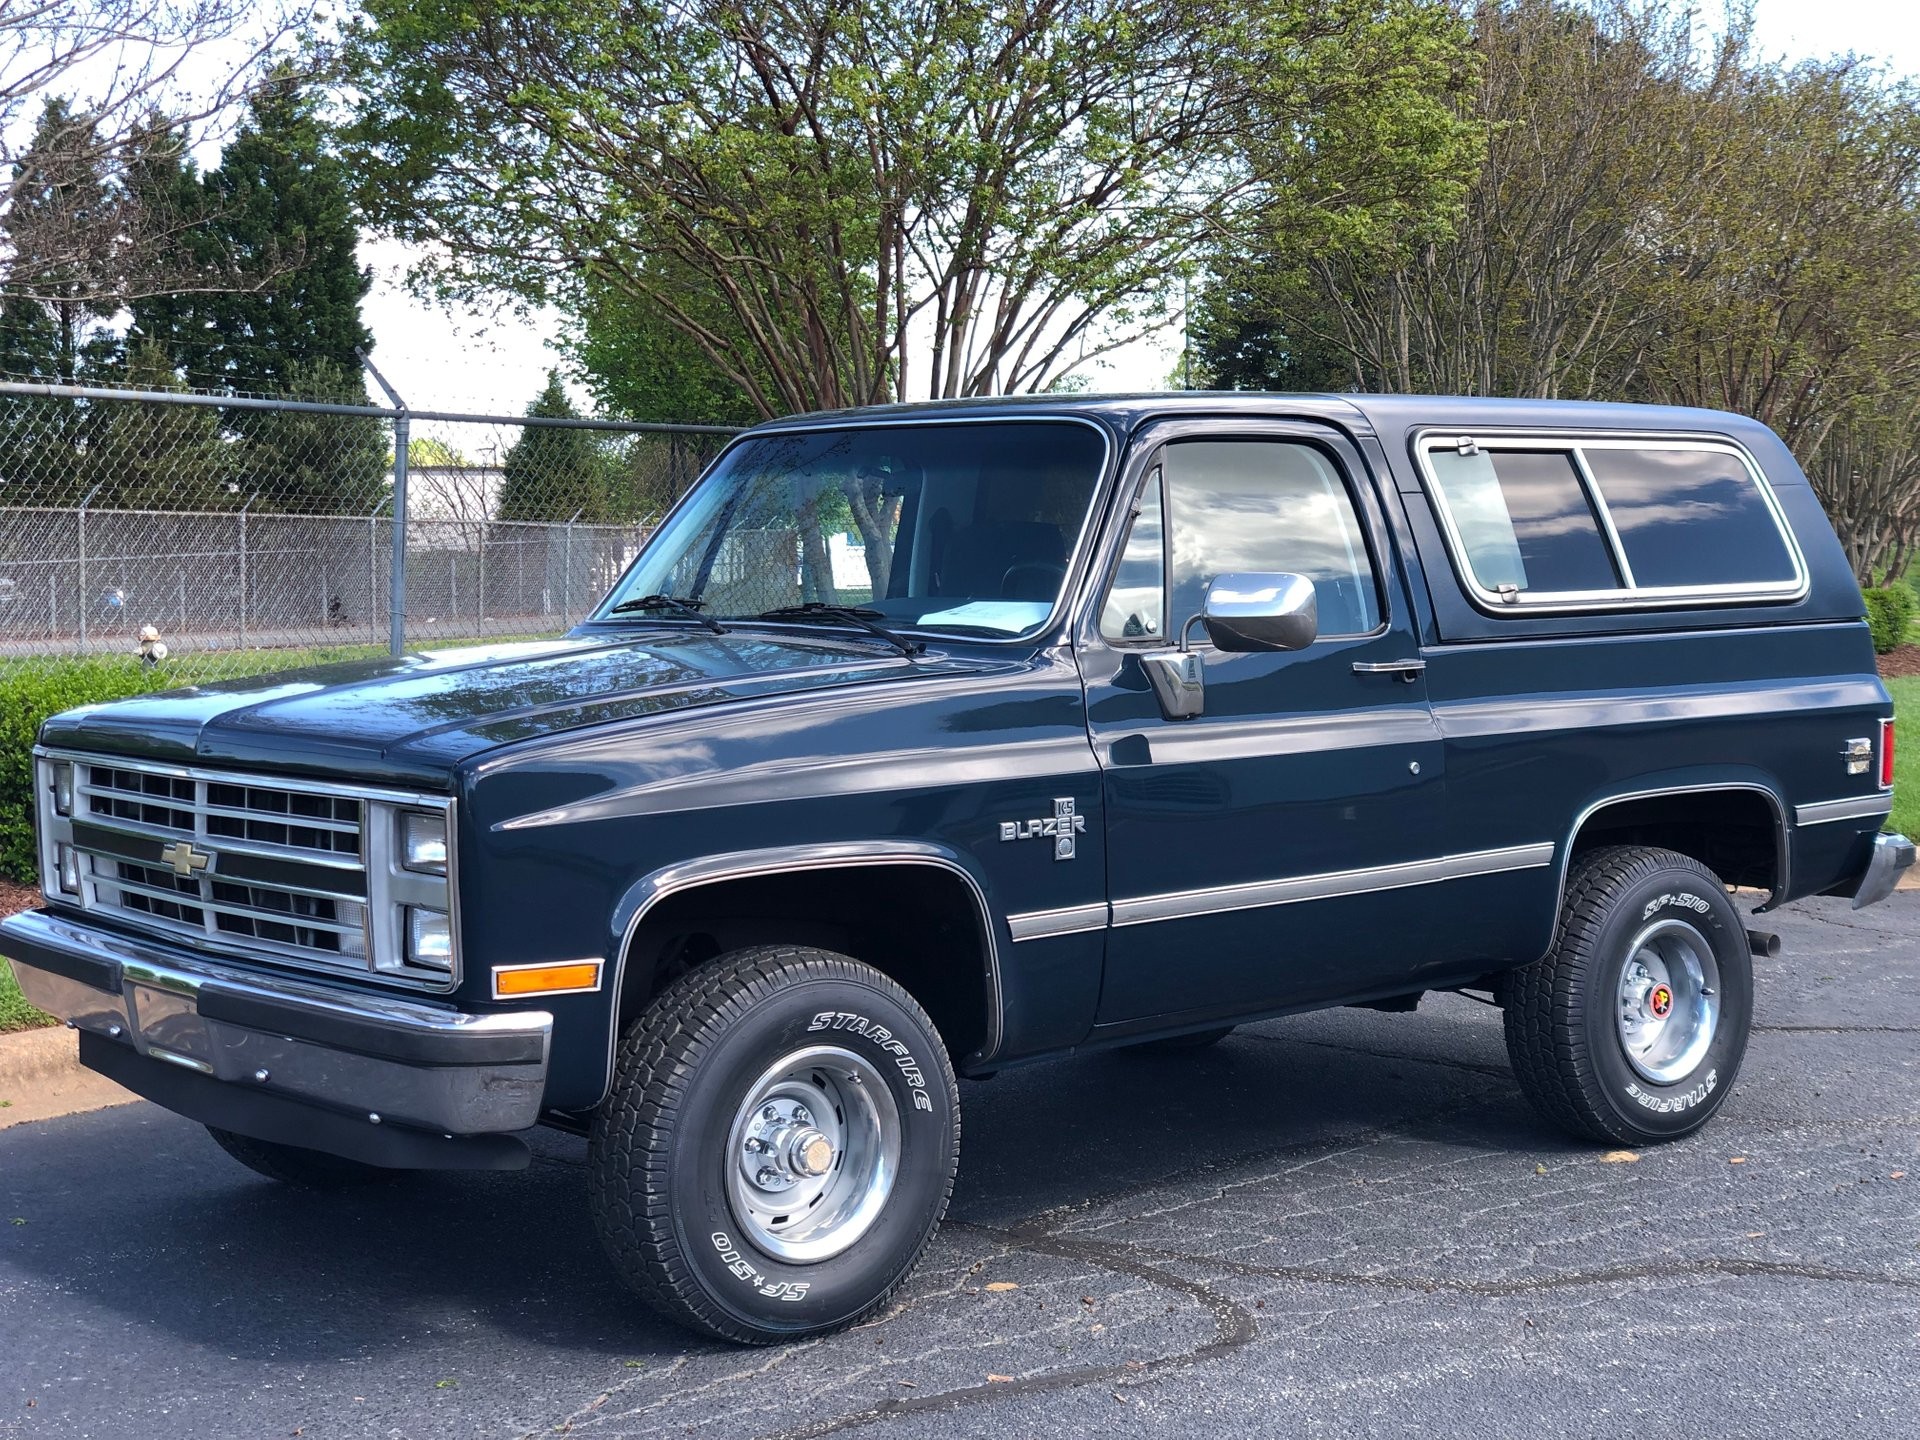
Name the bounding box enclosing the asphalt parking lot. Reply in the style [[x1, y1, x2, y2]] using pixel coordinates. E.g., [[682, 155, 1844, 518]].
[[4, 890, 1918, 1440]]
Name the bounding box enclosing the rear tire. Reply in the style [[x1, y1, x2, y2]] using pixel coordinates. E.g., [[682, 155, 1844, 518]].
[[206, 1127, 398, 1188], [589, 945, 960, 1344], [1505, 845, 1753, 1145]]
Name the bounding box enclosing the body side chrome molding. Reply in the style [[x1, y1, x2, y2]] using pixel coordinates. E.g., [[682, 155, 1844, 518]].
[[1110, 843, 1555, 930], [1795, 795, 1896, 827], [1006, 902, 1110, 943], [601, 842, 1004, 1100], [1554, 782, 1792, 922]]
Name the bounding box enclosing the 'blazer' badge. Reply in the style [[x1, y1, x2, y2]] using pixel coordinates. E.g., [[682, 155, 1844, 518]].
[[1000, 798, 1086, 861]]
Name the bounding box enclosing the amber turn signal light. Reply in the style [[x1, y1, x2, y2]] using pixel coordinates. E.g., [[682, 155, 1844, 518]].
[[492, 961, 603, 999]]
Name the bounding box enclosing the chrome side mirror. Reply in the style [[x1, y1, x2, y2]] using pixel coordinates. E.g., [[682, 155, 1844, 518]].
[[1138, 573, 1318, 720], [1196, 572, 1319, 653]]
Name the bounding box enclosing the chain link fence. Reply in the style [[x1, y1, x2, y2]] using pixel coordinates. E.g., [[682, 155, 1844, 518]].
[[0, 378, 738, 683]]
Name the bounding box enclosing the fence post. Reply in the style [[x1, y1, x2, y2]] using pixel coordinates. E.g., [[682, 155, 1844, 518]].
[[237, 493, 255, 650], [369, 493, 390, 646], [563, 508, 582, 624], [76, 482, 102, 653], [361, 352, 409, 658]]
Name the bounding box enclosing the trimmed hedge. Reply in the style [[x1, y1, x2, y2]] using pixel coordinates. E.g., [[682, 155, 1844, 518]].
[[1865, 585, 1918, 655], [0, 660, 173, 883]]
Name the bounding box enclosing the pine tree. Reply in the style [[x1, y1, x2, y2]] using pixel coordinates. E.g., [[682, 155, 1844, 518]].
[[84, 342, 233, 509], [129, 69, 371, 395], [3, 99, 119, 383], [240, 358, 387, 514], [497, 373, 607, 522]]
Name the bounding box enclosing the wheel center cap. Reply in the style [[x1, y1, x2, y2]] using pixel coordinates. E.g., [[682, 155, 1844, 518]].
[[1648, 983, 1674, 1020], [789, 1129, 835, 1177]]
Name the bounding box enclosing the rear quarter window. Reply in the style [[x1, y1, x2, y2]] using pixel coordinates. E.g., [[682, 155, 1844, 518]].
[[1580, 445, 1799, 588], [1418, 433, 1805, 611]]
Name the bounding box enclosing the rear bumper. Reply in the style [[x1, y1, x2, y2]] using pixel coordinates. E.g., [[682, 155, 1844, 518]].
[[1852, 832, 1916, 910], [1, 908, 551, 1157]]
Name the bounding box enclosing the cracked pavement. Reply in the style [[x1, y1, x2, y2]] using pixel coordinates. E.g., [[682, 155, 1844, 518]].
[[4, 891, 1918, 1439]]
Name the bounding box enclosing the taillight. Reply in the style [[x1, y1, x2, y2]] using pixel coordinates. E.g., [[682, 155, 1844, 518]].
[[1883, 717, 1896, 790]]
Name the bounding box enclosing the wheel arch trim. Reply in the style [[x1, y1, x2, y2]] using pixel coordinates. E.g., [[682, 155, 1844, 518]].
[[1553, 779, 1791, 926], [597, 842, 1004, 1106]]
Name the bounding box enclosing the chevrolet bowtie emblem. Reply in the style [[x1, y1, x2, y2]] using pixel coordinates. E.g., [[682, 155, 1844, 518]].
[[158, 841, 210, 877]]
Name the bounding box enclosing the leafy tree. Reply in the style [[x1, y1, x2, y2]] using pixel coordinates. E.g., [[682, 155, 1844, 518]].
[[567, 271, 761, 429], [130, 69, 372, 395], [343, 0, 1474, 421], [1198, 0, 1920, 582], [497, 372, 607, 522]]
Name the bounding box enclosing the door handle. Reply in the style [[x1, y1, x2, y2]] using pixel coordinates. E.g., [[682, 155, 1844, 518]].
[[1352, 659, 1427, 681]]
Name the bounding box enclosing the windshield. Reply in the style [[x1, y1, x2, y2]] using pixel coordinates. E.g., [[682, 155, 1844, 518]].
[[596, 421, 1108, 638]]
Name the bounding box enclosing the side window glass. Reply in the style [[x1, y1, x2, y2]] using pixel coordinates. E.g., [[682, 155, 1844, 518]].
[[1163, 440, 1382, 639], [1581, 446, 1797, 588], [1427, 448, 1622, 595], [1100, 468, 1166, 641]]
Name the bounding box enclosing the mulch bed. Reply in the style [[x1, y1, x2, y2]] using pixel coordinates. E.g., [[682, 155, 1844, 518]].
[[0, 877, 38, 920], [1880, 645, 1920, 679]]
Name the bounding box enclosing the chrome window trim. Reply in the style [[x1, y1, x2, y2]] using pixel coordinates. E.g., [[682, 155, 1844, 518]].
[[1553, 782, 1791, 924], [1006, 902, 1110, 942], [34, 746, 460, 994], [1110, 843, 1555, 929], [586, 412, 1117, 647], [1794, 795, 1895, 827], [601, 843, 1004, 1101], [1411, 429, 1810, 615], [1078, 417, 1400, 654]]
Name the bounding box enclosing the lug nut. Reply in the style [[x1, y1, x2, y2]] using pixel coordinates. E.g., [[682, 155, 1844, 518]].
[[792, 1105, 811, 1124], [762, 1105, 779, 1121], [756, 1167, 779, 1186]]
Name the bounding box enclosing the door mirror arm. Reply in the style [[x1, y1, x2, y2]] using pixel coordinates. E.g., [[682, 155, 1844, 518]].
[[1137, 573, 1319, 721]]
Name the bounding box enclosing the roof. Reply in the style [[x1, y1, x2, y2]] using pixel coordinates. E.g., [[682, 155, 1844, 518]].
[[743, 391, 1780, 448]]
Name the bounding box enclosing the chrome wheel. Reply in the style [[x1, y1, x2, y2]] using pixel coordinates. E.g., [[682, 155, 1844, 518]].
[[724, 1044, 901, 1264], [1615, 917, 1721, 1085]]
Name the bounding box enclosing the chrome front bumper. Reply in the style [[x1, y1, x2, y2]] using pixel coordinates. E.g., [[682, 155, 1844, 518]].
[[1, 909, 551, 1142], [1852, 832, 1916, 910]]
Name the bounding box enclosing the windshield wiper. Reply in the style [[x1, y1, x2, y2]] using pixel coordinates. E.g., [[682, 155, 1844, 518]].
[[607, 593, 729, 635], [754, 603, 922, 657]]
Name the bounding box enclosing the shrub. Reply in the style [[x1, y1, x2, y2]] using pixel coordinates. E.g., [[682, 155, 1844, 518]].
[[0, 660, 169, 884], [1865, 584, 1919, 654]]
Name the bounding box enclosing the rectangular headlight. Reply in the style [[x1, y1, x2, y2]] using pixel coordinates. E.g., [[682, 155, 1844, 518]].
[[400, 811, 448, 875], [52, 762, 73, 818], [55, 842, 79, 896], [406, 906, 453, 971]]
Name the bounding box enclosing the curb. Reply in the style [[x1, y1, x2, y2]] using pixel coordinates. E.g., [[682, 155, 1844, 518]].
[[0, 1025, 136, 1130]]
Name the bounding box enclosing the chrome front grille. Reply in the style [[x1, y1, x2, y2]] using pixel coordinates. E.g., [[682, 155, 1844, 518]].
[[68, 759, 371, 973], [87, 763, 363, 862]]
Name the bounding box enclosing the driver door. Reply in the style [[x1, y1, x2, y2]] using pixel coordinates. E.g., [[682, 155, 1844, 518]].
[[1081, 420, 1451, 1030]]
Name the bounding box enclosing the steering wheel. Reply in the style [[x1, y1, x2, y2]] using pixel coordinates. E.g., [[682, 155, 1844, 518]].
[[999, 561, 1067, 601]]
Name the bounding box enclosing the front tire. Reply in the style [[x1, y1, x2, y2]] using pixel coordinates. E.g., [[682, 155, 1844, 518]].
[[1505, 846, 1753, 1145], [589, 946, 960, 1344]]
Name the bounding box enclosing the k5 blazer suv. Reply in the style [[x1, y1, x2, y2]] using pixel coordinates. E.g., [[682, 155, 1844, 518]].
[[4, 394, 1911, 1344]]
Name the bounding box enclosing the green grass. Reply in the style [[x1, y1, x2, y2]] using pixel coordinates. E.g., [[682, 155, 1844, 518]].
[[0, 959, 48, 1034], [1888, 675, 1919, 841]]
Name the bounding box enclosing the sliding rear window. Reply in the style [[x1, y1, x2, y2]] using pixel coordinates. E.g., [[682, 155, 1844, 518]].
[[1419, 435, 1805, 610]]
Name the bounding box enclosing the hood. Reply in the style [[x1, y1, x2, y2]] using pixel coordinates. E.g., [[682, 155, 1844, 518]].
[[39, 629, 997, 787]]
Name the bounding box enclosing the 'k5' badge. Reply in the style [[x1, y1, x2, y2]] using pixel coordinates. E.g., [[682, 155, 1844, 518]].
[[1000, 797, 1086, 861]]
